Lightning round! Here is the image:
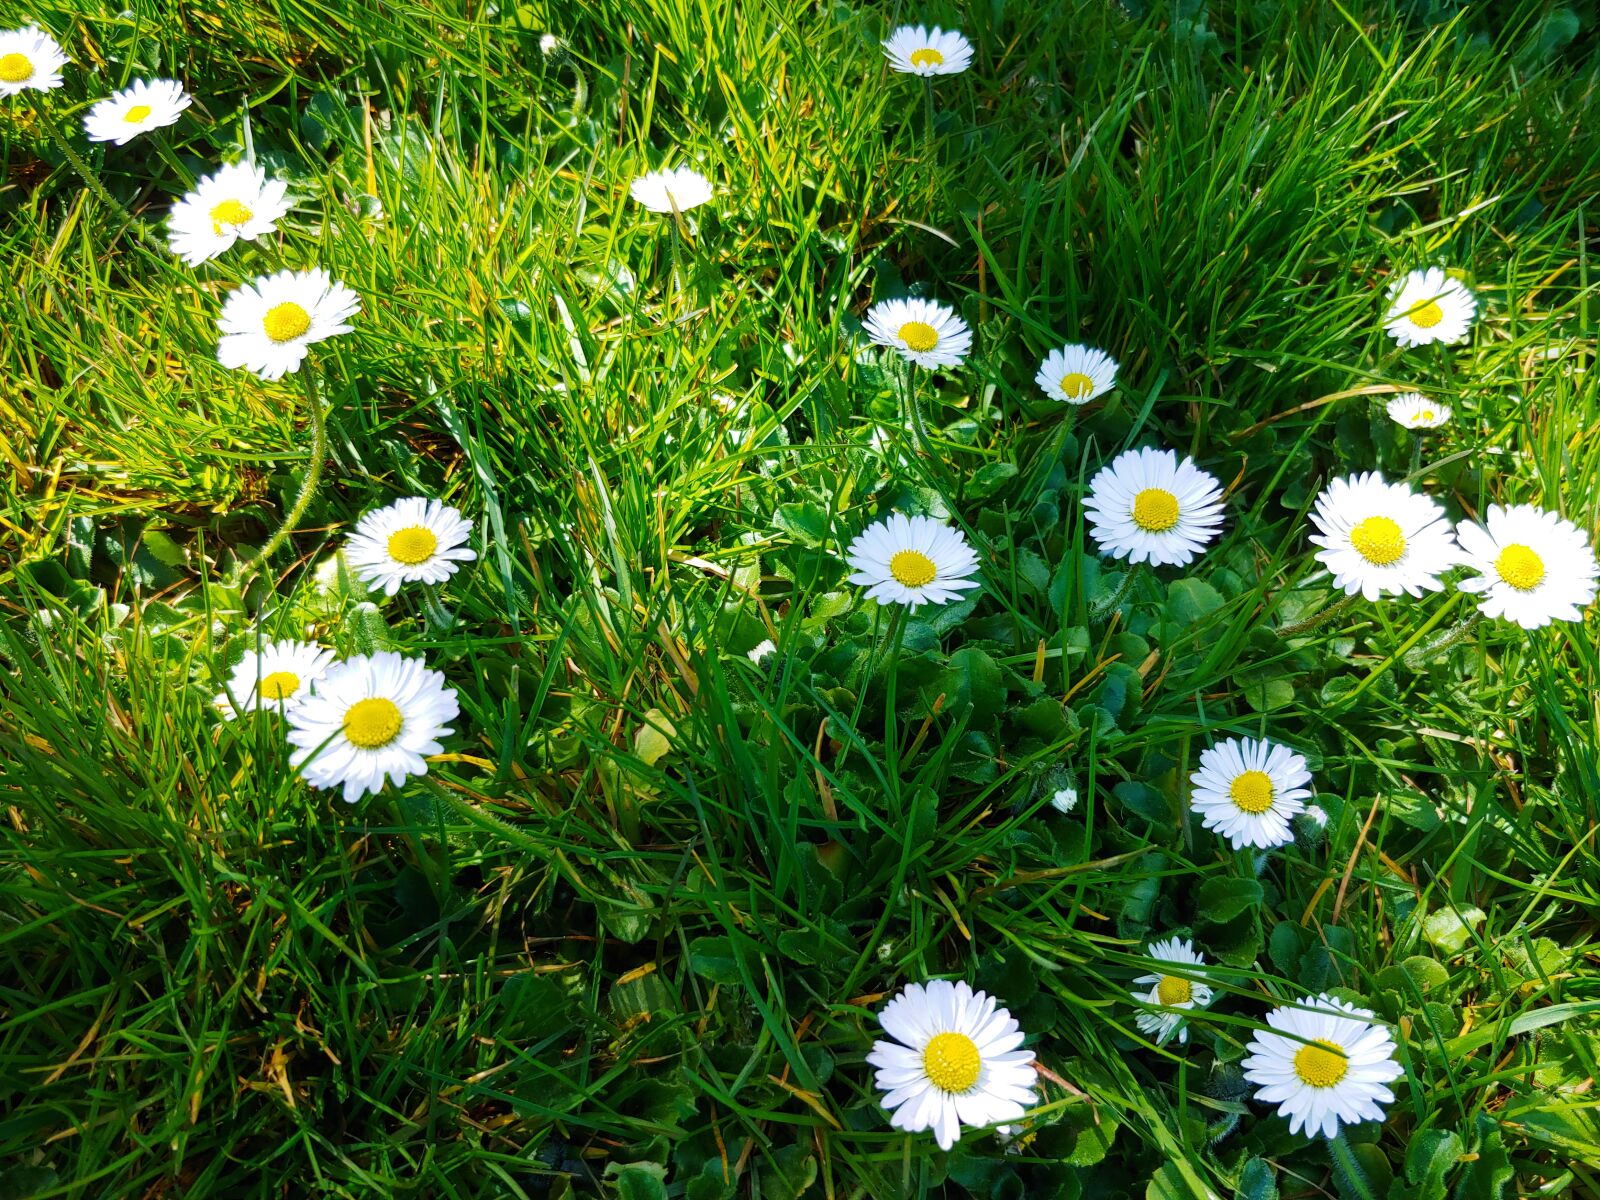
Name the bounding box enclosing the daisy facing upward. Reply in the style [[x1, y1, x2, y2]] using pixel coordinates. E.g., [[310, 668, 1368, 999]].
[[213, 638, 335, 719], [864, 297, 972, 371], [1082, 446, 1226, 567], [881, 25, 975, 76], [83, 78, 190, 145], [1189, 736, 1312, 851], [1036, 343, 1118, 405], [1455, 503, 1599, 629], [216, 268, 360, 380], [168, 161, 292, 265], [845, 513, 980, 609], [1307, 473, 1459, 602], [344, 497, 478, 596], [1242, 994, 1403, 1139], [1384, 267, 1476, 348], [0, 26, 67, 96]]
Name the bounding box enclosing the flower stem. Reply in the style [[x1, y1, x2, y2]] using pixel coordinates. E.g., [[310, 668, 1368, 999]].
[[246, 370, 328, 575], [1090, 563, 1142, 622], [1276, 591, 1360, 638], [922, 77, 936, 142], [33, 101, 147, 236], [1404, 610, 1481, 669]]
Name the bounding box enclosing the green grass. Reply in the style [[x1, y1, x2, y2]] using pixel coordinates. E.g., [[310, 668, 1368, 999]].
[[3, 0, 1600, 1196]]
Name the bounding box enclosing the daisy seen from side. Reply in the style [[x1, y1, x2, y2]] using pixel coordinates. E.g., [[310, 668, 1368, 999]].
[[83, 78, 189, 144], [1455, 503, 1599, 629], [1189, 736, 1312, 850], [1036, 343, 1117, 405], [864, 297, 971, 371], [1131, 936, 1213, 1046], [216, 268, 359, 380], [845, 513, 980, 609], [1384, 267, 1476, 348], [1242, 994, 1404, 1139], [214, 638, 335, 718], [1307, 472, 1459, 601], [1385, 392, 1450, 430], [1082, 446, 1226, 567], [167, 161, 291, 265], [882, 25, 974, 76], [343, 497, 477, 596], [629, 167, 713, 214], [0, 27, 67, 95]]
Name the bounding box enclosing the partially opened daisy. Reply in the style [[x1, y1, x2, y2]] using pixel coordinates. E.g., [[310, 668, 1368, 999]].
[[1036, 343, 1117, 405], [1190, 736, 1312, 850], [1455, 503, 1599, 629], [1242, 994, 1403, 1138], [1308, 473, 1459, 601], [1385, 392, 1450, 430], [83, 78, 190, 144], [286, 651, 460, 803], [216, 268, 359, 380], [214, 638, 336, 718], [168, 161, 291, 265], [1384, 267, 1476, 348], [882, 25, 974, 76], [864, 297, 971, 370], [1083, 447, 1225, 566], [629, 167, 713, 214], [867, 979, 1036, 1151], [845, 513, 980, 608], [0, 27, 67, 95], [344, 497, 477, 595], [1131, 936, 1213, 1046]]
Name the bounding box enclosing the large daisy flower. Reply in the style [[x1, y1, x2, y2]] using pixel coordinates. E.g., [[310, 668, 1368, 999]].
[[344, 496, 478, 595], [0, 27, 67, 95], [882, 26, 974, 76], [1385, 392, 1450, 430], [1036, 343, 1117, 405], [213, 638, 336, 718], [167, 162, 292, 265], [864, 297, 971, 371], [1384, 267, 1476, 348], [1189, 736, 1312, 850], [845, 513, 980, 609], [1455, 503, 1599, 629], [1083, 446, 1225, 567], [1131, 936, 1214, 1046], [1307, 473, 1459, 601], [1242, 994, 1404, 1139], [867, 980, 1036, 1151], [629, 167, 713, 214], [216, 268, 360, 380], [83, 78, 190, 145]]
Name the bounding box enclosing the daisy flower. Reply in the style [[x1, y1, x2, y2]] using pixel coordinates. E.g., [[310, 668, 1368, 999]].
[[1385, 392, 1450, 430], [1131, 936, 1214, 1046], [82, 78, 190, 144], [286, 651, 460, 803], [1307, 473, 1459, 601], [344, 497, 477, 596], [1050, 786, 1078, 814], [1455, 503, 1599, 629], [1036, 343, 1117, 405], [882, 25, 974, 76], [167, 161, 291, 265], [845, 513, 980, 609], [216, 268, 360, 380], [629, 167, 713, 214], [0, 27, 67, 95], [867, 979, 1036, 1151], [1082, 447, 1226, 567], [864, 297, 971, 371], [1384, 267, 1476, 348], [214, 638, 336, 718], [1189, 736, 1312, 850], [1242, 994, 1403, 1139]]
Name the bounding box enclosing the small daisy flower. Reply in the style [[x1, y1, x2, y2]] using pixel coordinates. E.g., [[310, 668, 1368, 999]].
[[214, 638, 336, 718], [629, 167, 713, 214], [1036, 343, 1117, 405], [0, 27, 67, 95], [83, 78, 190, 145], [845, 513, 980, 609], [286, 651, 460, 803], [882, 25, 974, 76], [216, 268, 359, 380], [344, 497, 477, 596], [1385, 392, 1450, 430], [167, 161, 291, 265], [1083, 447, 1226, 567], [1189, 736, 1312, 850], [1384, 267, 1476, 348], [867, 979, 1037, 1151], [864, 297, 972, 371], [1131, 936, 1214, 1046], [1307, 473, 1459, 602], [1455, 504, 1599, 629], [1242, 994, 1403, 1139], [1050, 786, 1079, 814]]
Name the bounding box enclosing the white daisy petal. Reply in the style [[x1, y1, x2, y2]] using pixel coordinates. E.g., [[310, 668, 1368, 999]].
[[1035, 343, 1118, 405], [216, 268, 360, 380], [1242, 993, 1403, 1138], [844, 513, 980, 611], [1190, 736, 1311, 851], [1453, 503, 1598, 630], [629, 167, 713, 214], [1384, 392, 1450, 430], [83, 77, 190, 145], [863, 297, 972, 371], [1082, 446, 1226, 567], [881, 26, 974, 76], [213, 638, 336, 719]]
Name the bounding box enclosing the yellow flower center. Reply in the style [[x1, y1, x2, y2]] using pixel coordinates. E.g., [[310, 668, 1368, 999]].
[[1408, 299, 1445, 328], [1293, 1040, 1349, 1088], [1495, 543, 1545, 592], [387, 526, 439, 565], [922, 1031, 982, 1093], [0, 53, 34, 82], [1350, 515, 1406, 565], [889, 548, 938, 588], [343, 697, 403, 749], [1418, 409, 1436, 423], [124, 103, 153, 123], [1060, 372, 1094, 399], [898, 321, 940, 353], [909, 47, 945, 67], [258, 670, 300, 701], [1156, 975, 1192, 1006], [1229, 770, 1275, 814], [210, 197, 254, 232], [1132, 488, 1181, 532], [262, 301, 312, 343]]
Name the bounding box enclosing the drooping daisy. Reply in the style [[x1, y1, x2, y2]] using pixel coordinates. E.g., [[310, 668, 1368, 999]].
[[1385, 392, 1450, 430], [1131, 936, 1214, 1046], [216, 268, 360, 380], [1455, 503, 1599, 629], [344, 497, 477, 596], [1189, 736, 1312, 850], [1242, 994, 1403, 1139], [1036, 343, 1117, 405], [83, 78, 190, 144], [214, 638, 336, 718], [0, 27, 67, 95], [1050, 786, 1079, 814], [1384, 267, 1476, 348], [286, 651, 460, 803], [845, 513, 980, 609], [1082, 447, 1226, 567], [864, 297, 972, 371], [1307, 473, 1459, 601], [867, 979, 1037, 1151], [882, 25, 974, 76], [629, 167, 713, 214], [167, 161, 291, 265]]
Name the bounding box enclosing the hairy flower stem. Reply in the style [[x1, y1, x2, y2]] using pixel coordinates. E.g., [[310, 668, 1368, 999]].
[[246, 370, 328, 576], [1090, 563, 1142, 622], [1404, 610, 1481, 669], [1276, 591, 1360, 638], [34, 102, 150, 238]]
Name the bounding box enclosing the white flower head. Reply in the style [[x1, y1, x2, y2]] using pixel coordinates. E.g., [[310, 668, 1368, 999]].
[[83, 78, 190, 145], [629, 167, 713, 214], [216, 268, 359, 380], [167, 161, 291, 265], [1083, 447, 1226, 567], [882, 25, 974, 76], [1190, 736, 1312, 850], [845, 513, 980, 609], [1455, 503, 1599, 629], [1050, 786, 1079, 814], [344, 497, 477, 596], [1242, 993, 1403, 1138], [1036, 343, 1117, 405], [214, 638, 336, 718], [867, 979, 1037, 1151], [0, 27, 67, 95], [1307, 472, 1459, 601], [1385, 392, 1450, 430], [1384, 267, 1476, 348], [864, 297, 971, 370], [1131, 936, 1214, 1046], [286, 651, 460, 803]]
